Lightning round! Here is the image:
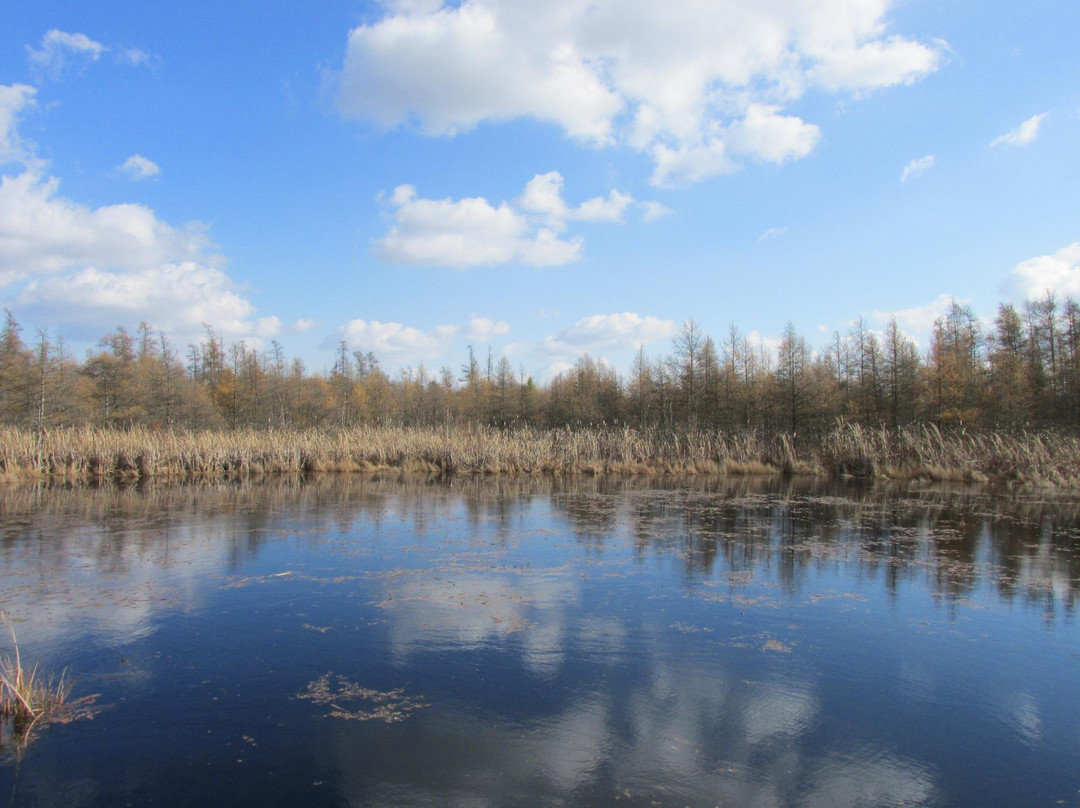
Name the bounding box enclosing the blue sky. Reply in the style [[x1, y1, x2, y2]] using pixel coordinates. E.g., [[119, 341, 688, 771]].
[[1, 0, 1078, 379]]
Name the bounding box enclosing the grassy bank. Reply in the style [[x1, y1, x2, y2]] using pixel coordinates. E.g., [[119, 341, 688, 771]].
[[0, 422, 1077, 486]]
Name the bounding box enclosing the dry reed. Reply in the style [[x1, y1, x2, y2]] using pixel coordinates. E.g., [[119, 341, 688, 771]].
[[0, 422, 1077, 486]]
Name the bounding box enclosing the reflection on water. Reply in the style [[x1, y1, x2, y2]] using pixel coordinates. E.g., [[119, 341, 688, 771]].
[[0, 475, 1078, 807]]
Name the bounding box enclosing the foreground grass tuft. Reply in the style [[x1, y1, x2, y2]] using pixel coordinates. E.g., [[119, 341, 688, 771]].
[[0, 614, 90, 750]]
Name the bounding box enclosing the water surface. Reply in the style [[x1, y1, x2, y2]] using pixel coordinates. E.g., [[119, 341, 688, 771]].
[[1, 475, 1078, 807]]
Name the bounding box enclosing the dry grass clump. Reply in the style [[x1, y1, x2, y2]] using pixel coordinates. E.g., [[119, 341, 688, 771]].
[[0, 614, 86, 748], [1, 422, 1077, 486]]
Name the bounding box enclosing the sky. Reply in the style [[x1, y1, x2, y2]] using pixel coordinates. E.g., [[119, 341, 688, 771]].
[[1, 0, 1078, 380]]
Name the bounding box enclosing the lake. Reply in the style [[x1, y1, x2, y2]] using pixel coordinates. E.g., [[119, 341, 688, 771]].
[[1, 475, 1078, 807]]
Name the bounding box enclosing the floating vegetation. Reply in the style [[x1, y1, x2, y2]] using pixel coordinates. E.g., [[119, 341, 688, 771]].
[[762, 639, 793, 653], [671, 622, 713, 634], [298, 673, 429, 724]]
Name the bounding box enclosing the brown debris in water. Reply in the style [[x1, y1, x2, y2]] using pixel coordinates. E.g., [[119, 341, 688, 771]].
[[298, 673, 428, 723]]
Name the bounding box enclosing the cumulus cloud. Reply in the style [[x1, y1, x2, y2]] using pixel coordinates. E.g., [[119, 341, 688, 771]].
[[639, 201, 672, 223], [809, 35, 945, 93], [900, 154, 934, 182], [0, 82, 281, 343], [648, 103, 823, 186], [745, 329, 783, 361], [991, 113, 1047, 148], [543, 312, 677, 354], [518, 171, 634, 229], [338, 0, 942, 185], [17, 262, 257, 340], [871, 293, 961, 343], [119, 154, 161, 181], [326, 314, 510, 363], [1005, 243, 1080, 301], [651, 139, 736, 187], [759, 226, 788, 242], [723, 103, 822, 164], [254, 316, 317, 339], [339, 3, 623, 143], [333, 319, 451, 360], [27, 30, 106, 79], [375, 184, 579, 267], [0, 168, 212, 285], [462, 315, 511, 342], [375, 172, 655, 268]]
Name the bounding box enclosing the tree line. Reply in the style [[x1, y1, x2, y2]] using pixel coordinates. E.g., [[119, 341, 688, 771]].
[[1, 294, 1079, 434]]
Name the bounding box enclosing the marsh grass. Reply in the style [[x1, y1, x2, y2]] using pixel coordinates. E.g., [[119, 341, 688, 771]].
[[0, 422, 1077, 486]]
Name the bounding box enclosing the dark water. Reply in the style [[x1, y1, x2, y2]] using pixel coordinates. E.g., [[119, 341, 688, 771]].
[[1, 475, 1078, 807]]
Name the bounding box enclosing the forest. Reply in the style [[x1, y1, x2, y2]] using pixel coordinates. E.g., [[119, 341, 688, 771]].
[[1, 295, 1078, 435]]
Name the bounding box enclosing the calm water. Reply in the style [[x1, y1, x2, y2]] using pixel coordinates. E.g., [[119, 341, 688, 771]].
[[1, 475, 1078, 807]]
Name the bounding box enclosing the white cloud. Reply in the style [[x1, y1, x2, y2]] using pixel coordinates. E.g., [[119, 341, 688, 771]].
[[119, 154, 161, 181], [376, 184, 578, 267], [1005, 243, 1080, 301], [900, 155, 934, 182], [27, 30, 107, 79], [545, 358, 575, 379], [871, 293, 960, 343], [333, 319, 452, 360], [0, 84, 36, 166], [723, 104, 822, 165], [248, 317, 318, 341], [26, 30, 153, 79], [639, 201, 672, 223], [518, 171, 633, 229], [650, 107, 820, 185], [17, 262, 257, 340], [253, 316, 283, 338], [544, 312, 677, 354], [339, 3, 623, 144], [0, 168, 212, 285], [809, 35, 944, 93], [745, 329, 783, 361], [991, 113, 1047, 148], [759, 226, 788, 242], [650, 139, 736, 187], [573, 189, 634, 224], [117, 48, 152, 67], [375, 172, 638, 268], [327, 314, 510, 363], [0, 83, 277, 344], [462, 315, 510, 342], [338, 0, 941, 185]]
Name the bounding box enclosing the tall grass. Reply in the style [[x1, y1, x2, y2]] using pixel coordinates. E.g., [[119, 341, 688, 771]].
[[0, 422, 1077, 486]]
